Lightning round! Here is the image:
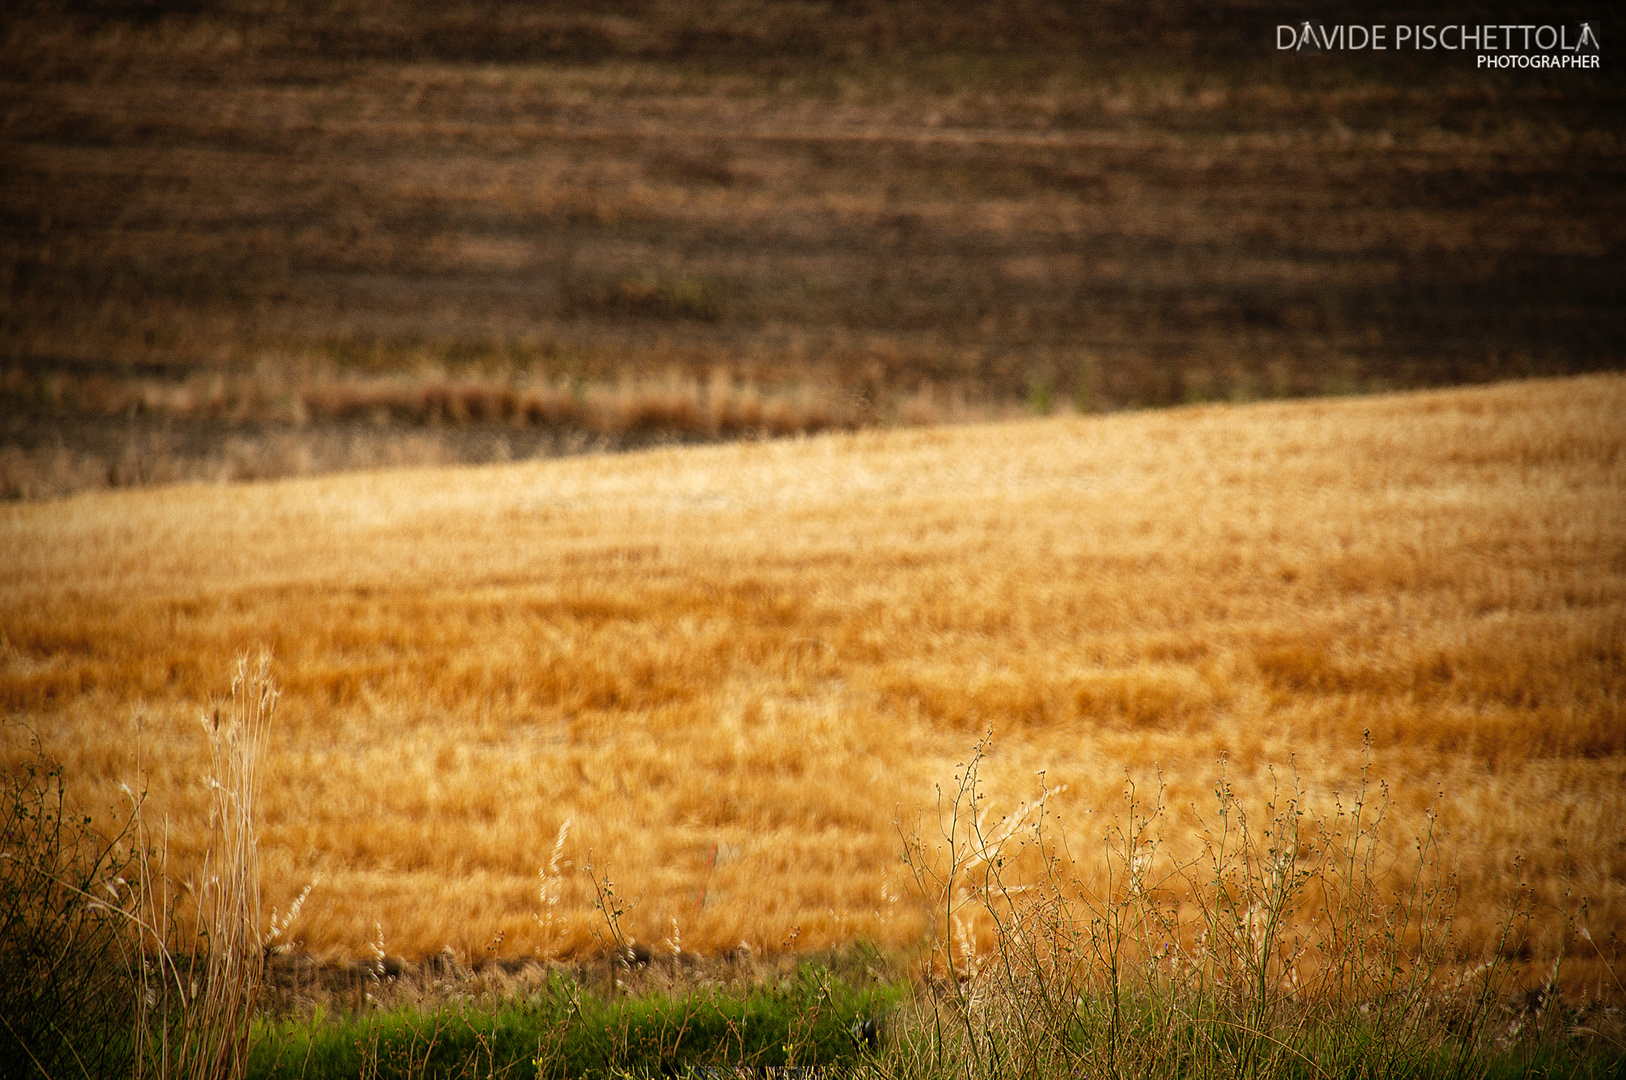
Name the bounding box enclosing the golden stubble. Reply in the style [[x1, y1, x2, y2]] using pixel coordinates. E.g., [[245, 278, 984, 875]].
[[3, 375, 1622, 991]]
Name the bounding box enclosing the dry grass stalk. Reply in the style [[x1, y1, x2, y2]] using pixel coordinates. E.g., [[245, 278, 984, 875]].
[[128, 652, 273, 1080], [890, 738, 1557, 1079]]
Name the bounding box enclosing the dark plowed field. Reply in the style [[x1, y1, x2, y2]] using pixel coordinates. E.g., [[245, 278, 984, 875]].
[[2, 1, 1622, 495]]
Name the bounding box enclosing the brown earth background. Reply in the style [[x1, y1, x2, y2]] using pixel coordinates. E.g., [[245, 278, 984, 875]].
[[2, 0, 1622, 497]]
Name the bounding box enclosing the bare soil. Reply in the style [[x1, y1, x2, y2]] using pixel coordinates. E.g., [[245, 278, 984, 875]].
[[3, 0, 1622, 496]]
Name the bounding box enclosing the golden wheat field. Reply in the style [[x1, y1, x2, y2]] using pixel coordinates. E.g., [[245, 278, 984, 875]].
[[2, 375, 1623, 994]]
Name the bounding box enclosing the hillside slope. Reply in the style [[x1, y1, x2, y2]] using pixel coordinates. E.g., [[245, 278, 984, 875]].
[[5, 0, 1622, 496], [2, 375, 1622, 993]]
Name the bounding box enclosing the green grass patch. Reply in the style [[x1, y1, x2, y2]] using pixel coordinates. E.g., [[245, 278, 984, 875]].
[[250, 967, 903, 1080]]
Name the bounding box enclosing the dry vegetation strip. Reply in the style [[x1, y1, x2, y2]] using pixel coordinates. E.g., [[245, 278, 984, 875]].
[[2, 375, 1623, 996]]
